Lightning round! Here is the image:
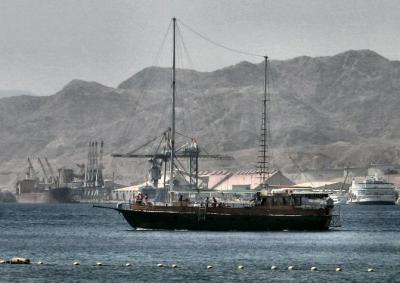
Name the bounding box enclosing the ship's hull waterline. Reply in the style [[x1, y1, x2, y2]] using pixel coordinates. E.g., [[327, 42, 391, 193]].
[[117, 206, 332, 231], [348, 201, 395, 205], [16, 187, 77, 204]]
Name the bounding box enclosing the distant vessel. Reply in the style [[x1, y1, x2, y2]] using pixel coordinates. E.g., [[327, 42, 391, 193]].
[[348, 175, 397, 205], [15, 141, 117, 203], [97, 18, 334, 231], [15, 158, 76, 203], [15, 185, 75, 203]]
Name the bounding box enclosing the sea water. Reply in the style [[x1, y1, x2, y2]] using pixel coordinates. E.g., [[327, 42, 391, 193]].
[[0, 204, 399, 282]]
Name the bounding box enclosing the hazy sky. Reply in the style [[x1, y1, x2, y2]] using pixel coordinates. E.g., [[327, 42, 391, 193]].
[[1, 0, 399, 94]]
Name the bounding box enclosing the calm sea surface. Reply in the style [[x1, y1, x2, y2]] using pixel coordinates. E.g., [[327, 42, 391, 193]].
[[0, 204, 400, 282]]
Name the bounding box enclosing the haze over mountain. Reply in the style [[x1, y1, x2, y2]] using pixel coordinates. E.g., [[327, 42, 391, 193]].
[[1, 49, 399, 189], [0, 90, 35, 98]]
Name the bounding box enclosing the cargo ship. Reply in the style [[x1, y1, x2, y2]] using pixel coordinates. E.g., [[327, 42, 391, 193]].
[[15, 158, 77, 203], [97, 18, 334, 231], [16, 141, 118, 203], [15, 185, 75, 203]]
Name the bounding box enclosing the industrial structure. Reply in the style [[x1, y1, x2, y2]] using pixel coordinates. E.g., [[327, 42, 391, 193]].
[[15, 140, 116, 203], [81, 140, 114, 201]]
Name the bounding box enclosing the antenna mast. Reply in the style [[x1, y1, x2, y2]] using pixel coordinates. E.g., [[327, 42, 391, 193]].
[[258, 56, 270, 188]]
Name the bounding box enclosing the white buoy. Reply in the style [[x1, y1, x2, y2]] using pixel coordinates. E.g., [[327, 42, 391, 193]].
[[238, 265, 244, 270], [171, 264, 178, 268], [125, 263, 132, 267], [96, 262, 103, 266], [368, 268, 374, 272], [336, 267, 342, 272], [271, 265, 278, 270], [157, 263, 164, 267], [310, 266, 317, 271], [73, 261, 80, 266], [207, 265, 213, 269], [288, 266, 294, 271], [37, 261, 43, 265]]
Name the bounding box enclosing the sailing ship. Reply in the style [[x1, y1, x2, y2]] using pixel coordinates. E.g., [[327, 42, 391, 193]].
[[97, 18, 334, 231]]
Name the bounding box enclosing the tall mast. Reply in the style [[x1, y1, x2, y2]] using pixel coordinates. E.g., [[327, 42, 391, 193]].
[[170, 17, 176, 190], [259, 56, 270, 188]]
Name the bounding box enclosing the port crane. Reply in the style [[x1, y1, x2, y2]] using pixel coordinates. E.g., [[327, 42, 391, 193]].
[[112, 128, 233, 191]]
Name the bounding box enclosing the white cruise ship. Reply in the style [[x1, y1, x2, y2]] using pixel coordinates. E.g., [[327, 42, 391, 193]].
[[348, 175, 398, 205]]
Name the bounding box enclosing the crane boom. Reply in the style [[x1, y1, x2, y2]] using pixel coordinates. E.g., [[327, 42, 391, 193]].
[[27, 157, 37, 179], [44, 157, 56, 179], [37, 157, 49, 182], [340, 166, 350, 192], [111, 153, 233, 160]]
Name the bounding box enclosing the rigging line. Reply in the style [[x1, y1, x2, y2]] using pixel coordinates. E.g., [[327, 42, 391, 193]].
[[198, 145, 210, 155], [175, 142, 190, 153], [125, 132, 166, 155], [267, 62, 283, 125], [176, 22, 223, 154], [178, 19, 264, 58], [132, 21, 173, 138], [151, 20, 173, 134], [176, 27, 195, 137], [176, 24, 196, 70], [176, 24, 196, 133], [152, 133, 166, 157], [175, 31, 189, 136], [175, 130, 194, 140], [152, 20, 175, 137], [152, 21, 172, 67], [174, 159, 188, 180]]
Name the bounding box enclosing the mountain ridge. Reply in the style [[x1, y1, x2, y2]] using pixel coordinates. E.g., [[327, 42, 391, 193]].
[[0, 49, 399, 189]]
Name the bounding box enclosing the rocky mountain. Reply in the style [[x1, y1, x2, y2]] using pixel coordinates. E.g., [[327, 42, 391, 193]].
[[1, 49, 400, 189]]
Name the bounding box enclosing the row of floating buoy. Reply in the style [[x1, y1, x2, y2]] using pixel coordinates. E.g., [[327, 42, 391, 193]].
[[157, 263, 178, 268], [75, 263, 374, 272], [269, 265, 374, 272], [0, 258, 376, 272], [205, 265, 374, 272]]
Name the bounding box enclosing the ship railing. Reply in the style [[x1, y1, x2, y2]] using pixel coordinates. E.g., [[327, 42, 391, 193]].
[[117, 202, 131, 210]]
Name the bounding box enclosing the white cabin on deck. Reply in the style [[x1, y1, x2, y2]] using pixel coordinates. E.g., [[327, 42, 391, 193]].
[[112, 184, 140, 202], [111, 173, 195, 202], [199, 169, 294, 191], [111, 169, 294, 201]]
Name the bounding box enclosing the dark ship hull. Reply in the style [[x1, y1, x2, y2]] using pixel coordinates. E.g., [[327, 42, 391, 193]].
[[117, 205, 332, 231], [16, 187, 77, 204]]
